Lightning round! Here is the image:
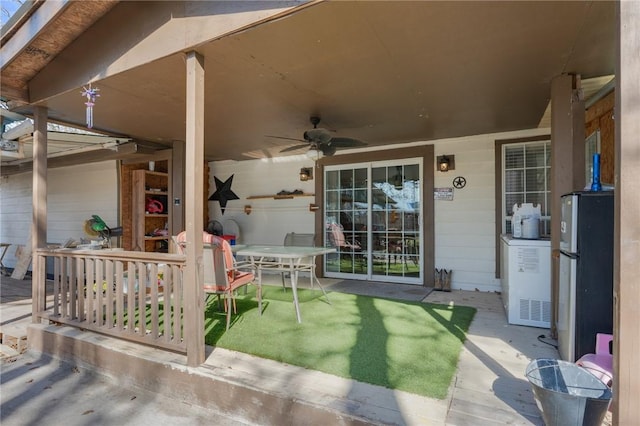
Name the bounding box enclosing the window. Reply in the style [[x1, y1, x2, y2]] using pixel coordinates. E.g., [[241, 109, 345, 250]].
[[502, 140, 551, 236]]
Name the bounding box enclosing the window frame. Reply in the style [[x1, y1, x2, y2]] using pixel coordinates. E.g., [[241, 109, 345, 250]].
[[494, 135, 551, 278]]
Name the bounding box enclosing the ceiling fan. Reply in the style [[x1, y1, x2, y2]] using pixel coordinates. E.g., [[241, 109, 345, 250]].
[[270, 116, 366, 156]]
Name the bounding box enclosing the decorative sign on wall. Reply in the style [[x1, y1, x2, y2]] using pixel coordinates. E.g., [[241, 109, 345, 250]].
[[209, 175, 239, 214], [434, 187, 454, 201]]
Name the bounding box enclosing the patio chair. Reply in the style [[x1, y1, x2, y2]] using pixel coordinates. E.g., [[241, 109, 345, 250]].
[[328, 223, 361, 251], [282, 232, 318, 289], [209, 237, 261, 330], [576, 333, 613, 387], [328, 223, 364, 271], [174, 230, 255, 316]]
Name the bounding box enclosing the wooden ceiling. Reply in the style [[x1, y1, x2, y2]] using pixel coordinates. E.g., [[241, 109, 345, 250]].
[[1, 1, 616, 162]]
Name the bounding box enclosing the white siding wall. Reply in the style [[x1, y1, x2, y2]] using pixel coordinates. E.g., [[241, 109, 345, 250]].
[[0, 161, 119, 270], [208, 156, 317, 245], [432, 129, 549, 291], [432, 136, 499, 291], [210, 128, 549, 291]]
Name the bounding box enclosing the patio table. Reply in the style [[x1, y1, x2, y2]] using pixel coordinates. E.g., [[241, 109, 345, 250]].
[[235, 245, 336, 323]]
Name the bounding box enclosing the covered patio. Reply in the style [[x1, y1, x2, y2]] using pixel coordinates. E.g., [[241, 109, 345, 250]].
[[1, 1, 638, 423]]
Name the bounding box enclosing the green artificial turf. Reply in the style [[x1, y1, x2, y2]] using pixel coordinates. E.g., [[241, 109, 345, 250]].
[[204, 286, 475, 399]]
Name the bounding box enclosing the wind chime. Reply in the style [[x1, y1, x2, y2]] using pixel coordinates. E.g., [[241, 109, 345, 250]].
[[80, 84, 100, 128]]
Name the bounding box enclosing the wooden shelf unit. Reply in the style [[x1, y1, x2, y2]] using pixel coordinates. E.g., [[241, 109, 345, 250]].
[[132, 169, 172, 252]]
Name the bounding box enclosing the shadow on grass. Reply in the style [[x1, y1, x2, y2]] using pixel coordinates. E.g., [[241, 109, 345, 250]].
[[349, 295, 391, 386], [201, 286, 475, 399]]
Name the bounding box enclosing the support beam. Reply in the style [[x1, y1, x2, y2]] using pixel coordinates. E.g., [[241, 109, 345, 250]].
[[184, 51, 205, 367], [31, 106, 47, 320], [549, 74, 584, 338], [613, 1, 640, 421]]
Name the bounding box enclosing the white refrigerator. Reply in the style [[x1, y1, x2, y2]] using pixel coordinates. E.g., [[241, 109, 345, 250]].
[[557, 191, 614, 362]]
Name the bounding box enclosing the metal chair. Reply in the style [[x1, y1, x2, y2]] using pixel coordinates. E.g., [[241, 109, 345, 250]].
[[174, 231, 259, 328], [210, 238, 261, 330], [282, 232, 317, 289], [328, 223, 364, 271], [280, 232, 330, 303]]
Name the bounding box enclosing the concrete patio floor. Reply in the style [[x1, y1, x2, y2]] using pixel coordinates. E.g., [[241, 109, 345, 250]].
[[1, 274, 611, 425]]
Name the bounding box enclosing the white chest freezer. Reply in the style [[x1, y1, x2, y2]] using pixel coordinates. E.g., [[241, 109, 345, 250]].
[[500, 234, 551, 328]]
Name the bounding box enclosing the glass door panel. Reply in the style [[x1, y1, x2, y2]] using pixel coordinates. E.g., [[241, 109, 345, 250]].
[[325, 167, 367, 275], [324, 161, 422, 284], [370, 164, 421, 282]]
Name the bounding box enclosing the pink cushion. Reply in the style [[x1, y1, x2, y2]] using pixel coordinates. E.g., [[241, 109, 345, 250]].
[[576, 353, 613, 386], [176, 230, 215, 245], [176, 230, 249, 283]]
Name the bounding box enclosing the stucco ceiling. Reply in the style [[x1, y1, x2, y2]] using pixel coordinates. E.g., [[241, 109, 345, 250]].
[[2, 1, 616, 162]]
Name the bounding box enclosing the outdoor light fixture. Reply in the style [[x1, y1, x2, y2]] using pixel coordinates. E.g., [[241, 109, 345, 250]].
[[437, 155, 455, 172], [300, 167, 313, 181]]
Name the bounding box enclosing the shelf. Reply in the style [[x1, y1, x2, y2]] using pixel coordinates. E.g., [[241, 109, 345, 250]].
[[144, 171, 168, 177], [247, 193, 314, 200], [132, 167, 171, 253]]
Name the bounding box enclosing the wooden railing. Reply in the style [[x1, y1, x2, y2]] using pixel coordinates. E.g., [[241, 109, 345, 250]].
[[35, 248, 188, 353]]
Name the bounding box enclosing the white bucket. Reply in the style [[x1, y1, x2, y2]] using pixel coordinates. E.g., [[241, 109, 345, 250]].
[[521, 217, 540, 239], [512, 203, 541, 239]]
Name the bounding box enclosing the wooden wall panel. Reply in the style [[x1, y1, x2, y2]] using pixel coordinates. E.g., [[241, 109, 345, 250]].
[[599, 110, 615, 184], [120, 162, 148, 250], [585, 91, 615, 185]]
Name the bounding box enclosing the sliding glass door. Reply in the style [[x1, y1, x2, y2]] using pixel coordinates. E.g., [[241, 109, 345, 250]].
[[324, 159, 422, 284]]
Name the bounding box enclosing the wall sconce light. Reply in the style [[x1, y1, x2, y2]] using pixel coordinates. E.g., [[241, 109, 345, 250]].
[[437, 155, 455, 172], [300, 167, 313, 181]]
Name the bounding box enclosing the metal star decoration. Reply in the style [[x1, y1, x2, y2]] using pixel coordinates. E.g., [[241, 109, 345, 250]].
[[453, 176, 467, 189], [209, 175, 239, 214]]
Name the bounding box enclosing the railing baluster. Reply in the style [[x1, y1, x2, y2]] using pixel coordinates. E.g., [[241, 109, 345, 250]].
[[77, 257, 86, 322], [163, 265, 174, 342], [172, 264, 183, 344], [53, 256, 60, 317], [105, 259, 113, 328], [148, 263, 159, 339], [95, 258, 104, 326], [69, 256, 77, 320], [61, 256, 69, 318], [126, 261, 136, 332], [86, 258, 95, 324], [115, 260, 124, 329]]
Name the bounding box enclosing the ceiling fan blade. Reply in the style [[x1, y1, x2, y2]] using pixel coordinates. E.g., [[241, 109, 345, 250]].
[[266, 135, 305, 143], [328, 137, 367, 148], [280, 143, 310, 153], [303, 128, 332, 144]]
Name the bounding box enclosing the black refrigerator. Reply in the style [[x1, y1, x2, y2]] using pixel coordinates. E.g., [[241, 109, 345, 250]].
[[557, 191, 614, 362]]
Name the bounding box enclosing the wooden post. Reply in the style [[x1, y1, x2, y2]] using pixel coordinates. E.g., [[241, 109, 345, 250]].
[[32, 106, 48, 321], [613, 1, 640, 421], [184, 51, 205, 366], [549, 74, 584, 338]]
